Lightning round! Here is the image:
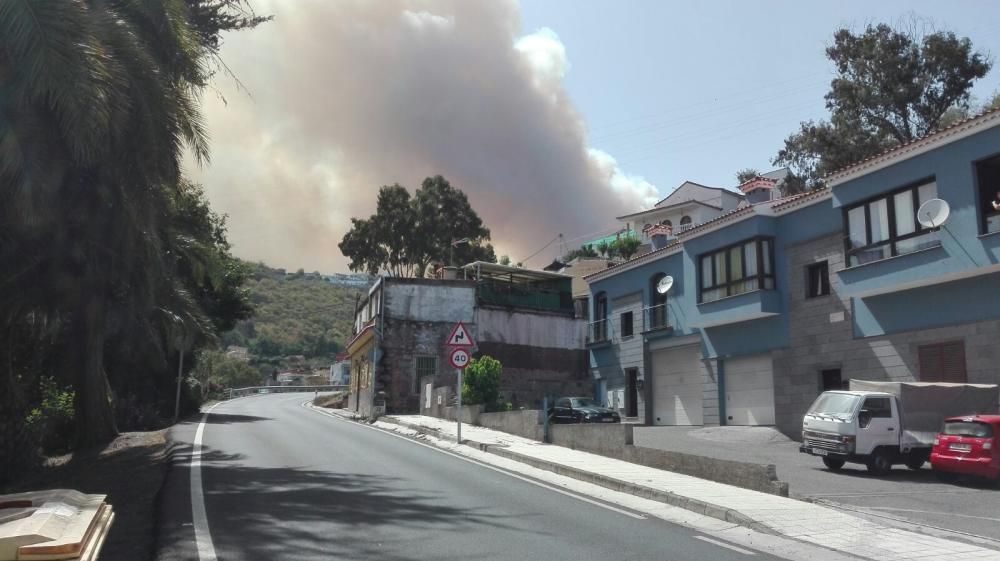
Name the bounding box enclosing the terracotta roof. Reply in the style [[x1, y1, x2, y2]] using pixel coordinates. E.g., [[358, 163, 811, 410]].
[[771, 186, 831, 211], [825, 106, 1000, 183]]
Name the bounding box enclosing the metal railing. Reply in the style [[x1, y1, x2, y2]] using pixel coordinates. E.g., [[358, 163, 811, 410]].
[[643, 303, 669, 331], [586, 318, 611, 344], [227, 385, 349, 399]]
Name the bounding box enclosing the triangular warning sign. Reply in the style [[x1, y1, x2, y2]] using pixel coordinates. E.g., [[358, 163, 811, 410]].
[[446, 321, 475, 347]]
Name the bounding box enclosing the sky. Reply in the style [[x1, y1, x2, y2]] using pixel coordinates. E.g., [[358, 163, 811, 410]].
[[188, 0, 1000, 273]]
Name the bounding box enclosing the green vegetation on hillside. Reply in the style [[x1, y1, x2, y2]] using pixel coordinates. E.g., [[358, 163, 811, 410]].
[[223, 264, 366, 361]]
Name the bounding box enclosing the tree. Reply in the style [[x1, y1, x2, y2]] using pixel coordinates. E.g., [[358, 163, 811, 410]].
[[462, 356, 502, 408], [564, 245, 598, 261], [498, 255, 512, 266], [611, 237, 642, 260], [774, 23, 991, 185], [0, 0, 266, 446], [735, 168, 761, 184], [339, 176, 494, 277], [595, 241, 611, 258]]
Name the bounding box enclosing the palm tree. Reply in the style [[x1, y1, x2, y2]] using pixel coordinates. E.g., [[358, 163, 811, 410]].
[[0, 0, 265, 446]]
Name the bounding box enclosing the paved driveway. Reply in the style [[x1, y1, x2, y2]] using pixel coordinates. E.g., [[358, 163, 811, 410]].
[[633, 426, 1000, 543]]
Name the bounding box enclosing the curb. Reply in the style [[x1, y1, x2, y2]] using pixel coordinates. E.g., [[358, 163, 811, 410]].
[[377, 416, 776, 536]]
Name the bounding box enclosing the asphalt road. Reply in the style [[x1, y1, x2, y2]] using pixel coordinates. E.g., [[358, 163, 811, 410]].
[[634, 426, 1000, 542], [157, 394, 781, 561]]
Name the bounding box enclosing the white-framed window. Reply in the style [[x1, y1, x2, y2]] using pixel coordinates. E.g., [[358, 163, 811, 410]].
[[844, 180, 939, 266]]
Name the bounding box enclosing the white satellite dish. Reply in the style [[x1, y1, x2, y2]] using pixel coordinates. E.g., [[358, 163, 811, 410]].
[[656, 275, 674, 294], [917, 198, 950, 229]]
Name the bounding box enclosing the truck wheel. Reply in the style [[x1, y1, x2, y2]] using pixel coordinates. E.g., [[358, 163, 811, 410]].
[[866, 450, 892, 476], [822, 457, 845, 471], [905, 458, 925, 470]]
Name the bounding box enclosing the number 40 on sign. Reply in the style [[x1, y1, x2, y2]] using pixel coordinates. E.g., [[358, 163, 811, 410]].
[[449, 348, 470, 370]]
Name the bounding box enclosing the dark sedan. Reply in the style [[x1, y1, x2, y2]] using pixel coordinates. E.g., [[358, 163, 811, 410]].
[[548, 397, 621, 424]]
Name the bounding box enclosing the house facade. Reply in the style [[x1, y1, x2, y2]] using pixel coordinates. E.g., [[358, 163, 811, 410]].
[[586, 110, 1000, 435], [346, 264, 591, 417]]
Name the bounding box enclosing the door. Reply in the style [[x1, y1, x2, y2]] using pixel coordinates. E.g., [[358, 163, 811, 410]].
[[651, 345, 703, 425], [626, 369, 639, 418], [855, 396, 899, 455], [725, 355, 775, 425]]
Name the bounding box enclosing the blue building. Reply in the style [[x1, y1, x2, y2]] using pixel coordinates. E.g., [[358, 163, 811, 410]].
[[585, 109, 1000, 436]]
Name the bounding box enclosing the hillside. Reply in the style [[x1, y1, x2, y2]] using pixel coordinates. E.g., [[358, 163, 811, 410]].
[[222, 264, 369, 367]]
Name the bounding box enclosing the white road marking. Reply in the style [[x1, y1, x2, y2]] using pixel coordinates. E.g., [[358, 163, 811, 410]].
[[694, 535, 756, 555], [302, 403, 648, 520], [192, 402, 222, 561]]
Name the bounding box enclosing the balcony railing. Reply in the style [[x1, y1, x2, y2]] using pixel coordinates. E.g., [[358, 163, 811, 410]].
[[587, 318, 611, 344], [643, 303, 669, 331]]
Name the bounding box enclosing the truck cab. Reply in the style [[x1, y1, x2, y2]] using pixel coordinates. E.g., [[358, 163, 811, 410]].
[[800, 390, 926, 475]]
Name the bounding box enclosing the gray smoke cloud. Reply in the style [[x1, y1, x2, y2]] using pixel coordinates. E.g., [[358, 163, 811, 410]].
[[187, 0, 659, 272]]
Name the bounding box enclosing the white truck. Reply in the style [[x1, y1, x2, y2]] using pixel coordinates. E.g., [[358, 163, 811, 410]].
[[800, 381, 998, 475]]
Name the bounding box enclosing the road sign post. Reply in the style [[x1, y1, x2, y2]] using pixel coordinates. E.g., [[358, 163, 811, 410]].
[[446, 322, 475, 444], [449, 347, 471, 443]]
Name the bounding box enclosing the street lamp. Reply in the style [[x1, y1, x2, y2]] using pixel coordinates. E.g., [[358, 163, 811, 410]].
[[449, 237, 470, 267]]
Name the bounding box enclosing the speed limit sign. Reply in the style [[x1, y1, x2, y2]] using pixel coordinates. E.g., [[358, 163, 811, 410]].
[[449, 348, 470, 369]]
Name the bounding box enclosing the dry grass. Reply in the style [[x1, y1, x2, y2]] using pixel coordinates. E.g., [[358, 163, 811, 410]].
[[313, 391, 347, 409], [3, 430, 170, 561]]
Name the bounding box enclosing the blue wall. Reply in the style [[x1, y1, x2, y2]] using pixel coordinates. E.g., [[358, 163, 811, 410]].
[[589, 120, 1000, 367], [832, 125, 1000, 336]]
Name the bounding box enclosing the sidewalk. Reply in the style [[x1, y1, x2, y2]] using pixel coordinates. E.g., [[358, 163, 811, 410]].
[[370, 413, 1000, 561]]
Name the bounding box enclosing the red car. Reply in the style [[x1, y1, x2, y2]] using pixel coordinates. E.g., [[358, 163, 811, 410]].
[[930, 415, 1000, 482]]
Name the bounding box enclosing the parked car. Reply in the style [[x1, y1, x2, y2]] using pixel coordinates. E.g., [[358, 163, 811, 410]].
[[548, 397, 620, 424], [930, 415, 1000, 483], [800, 381, 998, 475]]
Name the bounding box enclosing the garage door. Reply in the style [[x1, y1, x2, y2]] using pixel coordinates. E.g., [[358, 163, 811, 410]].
[[725, 354, 774, 425], [651, 345, 703, 425]]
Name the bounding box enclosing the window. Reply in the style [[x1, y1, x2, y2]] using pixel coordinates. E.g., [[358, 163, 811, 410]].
[[679, 216, 692, 230], [661, 219, 672, 228], [918, 341, 967, 383], [414, 356, 437, 392], [806, 261, 830, 298], [592, 292, 608, 342], [699, 238, 775, 303], [844, 180, 940, 266], [648, 273, 668, 329], [977, 154, 1000, 234], [820, 368, 846, 391], [620, 311, 634, 337], [862, 397, 892, 418]]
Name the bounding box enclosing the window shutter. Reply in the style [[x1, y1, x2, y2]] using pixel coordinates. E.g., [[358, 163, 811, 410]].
[[918, 341, 967, 383]]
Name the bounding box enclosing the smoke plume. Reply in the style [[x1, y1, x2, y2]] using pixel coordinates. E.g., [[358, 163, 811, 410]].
[[188, 0, 659, 272]]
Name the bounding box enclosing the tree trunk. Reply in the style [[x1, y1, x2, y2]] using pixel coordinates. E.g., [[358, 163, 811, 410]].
[[74, 295, 118, 448]]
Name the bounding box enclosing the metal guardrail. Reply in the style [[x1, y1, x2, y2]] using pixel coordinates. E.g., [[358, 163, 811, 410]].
[[227, 385, 349, 399]]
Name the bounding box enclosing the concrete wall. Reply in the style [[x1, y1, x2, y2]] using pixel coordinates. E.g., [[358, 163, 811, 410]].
[[478, 410, 544, 440], [384, 279, 476, 324], [379, 280, 476, 413], [478, 306, 583, 348]]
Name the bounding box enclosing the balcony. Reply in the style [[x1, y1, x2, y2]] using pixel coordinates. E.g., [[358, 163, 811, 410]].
[[692, 289, 781, 328], [586, 318, 612, 346], [642, 304, 672, 335]]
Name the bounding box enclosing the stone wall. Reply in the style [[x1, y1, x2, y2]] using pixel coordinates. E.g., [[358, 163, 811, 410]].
[[773, 233, 1000, 437]]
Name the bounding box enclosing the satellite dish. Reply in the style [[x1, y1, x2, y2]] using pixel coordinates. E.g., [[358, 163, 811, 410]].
[[656, 275, 674, 294], [917, 198, 950, 228]]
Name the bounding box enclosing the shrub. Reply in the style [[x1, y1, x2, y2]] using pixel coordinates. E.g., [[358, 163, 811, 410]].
[[462, 355, 502, 408], [25, 377, 75, 455]]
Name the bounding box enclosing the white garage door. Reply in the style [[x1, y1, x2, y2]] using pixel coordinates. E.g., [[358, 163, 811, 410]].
[[651, 345, 703, 425], [725, 354, 775, 426]]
